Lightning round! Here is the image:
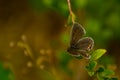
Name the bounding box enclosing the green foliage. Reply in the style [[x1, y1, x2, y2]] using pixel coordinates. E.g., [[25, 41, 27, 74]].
[[84, 49, 117, 80], [86, 61, 97, 76], [57, 51, 73, 75], [96, 67, 117, 80], [0, 62, 14, 80], [71, 48, 118, 80], [30, 0, 69, 17]]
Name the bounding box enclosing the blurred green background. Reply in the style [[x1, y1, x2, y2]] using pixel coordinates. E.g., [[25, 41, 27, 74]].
[[0, 0, 120, 80]]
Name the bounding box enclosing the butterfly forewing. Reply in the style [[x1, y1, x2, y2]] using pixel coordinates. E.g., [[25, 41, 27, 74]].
[[70, 22, 86, 46], [75, 37, 94, 51]]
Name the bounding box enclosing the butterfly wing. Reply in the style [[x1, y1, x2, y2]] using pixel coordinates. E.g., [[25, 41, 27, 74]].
[[67, 47, 91, 59], [77, 50, 91, 59], [70, 22, 86, 46], [68, 22, 94, 59], [75, 37, 94, 51]]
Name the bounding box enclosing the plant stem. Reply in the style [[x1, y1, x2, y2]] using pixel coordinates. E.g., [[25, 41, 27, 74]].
[[67, 0, 75, 23]]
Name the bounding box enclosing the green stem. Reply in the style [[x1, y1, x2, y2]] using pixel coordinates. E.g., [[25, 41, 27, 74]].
[[67, 0, 75, 23]]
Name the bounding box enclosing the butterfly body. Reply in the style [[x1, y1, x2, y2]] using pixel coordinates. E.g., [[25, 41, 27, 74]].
[[67, 22, 94, 59]]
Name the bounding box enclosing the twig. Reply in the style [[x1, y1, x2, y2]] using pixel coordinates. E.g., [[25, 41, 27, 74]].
[[67, 0, 75, 23]]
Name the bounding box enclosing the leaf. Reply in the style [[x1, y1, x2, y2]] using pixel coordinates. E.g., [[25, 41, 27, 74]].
[[90, 49, 106, 61], [86, 61, 97, 76], [86, 61, 97, 71], [96, 67, 116, 80], [88, 71, 94, 76], [102, 69, 115, 77], [67, 12, 76, 26], [96, 67, 105, 73], [67, 15, 73, 26]]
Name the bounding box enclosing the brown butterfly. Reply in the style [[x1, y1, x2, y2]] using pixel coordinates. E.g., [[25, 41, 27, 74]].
[[67, 22, 94, 59]]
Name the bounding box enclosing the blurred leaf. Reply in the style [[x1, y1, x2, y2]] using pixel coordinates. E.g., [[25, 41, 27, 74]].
[[96, 67, 105, 73], [0, 62, 14, 80], [88, 71, 94, 76], [67, 15, 73, 26], [90, 49, 106, 61], [102, 69, 115, 77], [110, 78, 118, 80], [17, 41, 34, 59], [67, 12, 76, 26], [96, 67, 115, 80], [86, 61, 97, 71], [57, 51, 73, 75]]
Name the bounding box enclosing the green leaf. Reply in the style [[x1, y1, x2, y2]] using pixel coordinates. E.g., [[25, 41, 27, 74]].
[[86, 61, 97, 71], [90, 49, 106, 61], [67, 15, 73, 26], [86, 61, 97, 76], [67, 12, 76, 26], [102, 69, 115, 77], [96, 67, 105, 73], [88, 71, 94, 76], [96, 67, 116, 79]]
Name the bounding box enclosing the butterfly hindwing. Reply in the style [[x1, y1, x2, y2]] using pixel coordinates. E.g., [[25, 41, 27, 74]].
[[70, 22, 86, 46], [75, 37, 94, 51], [67, 47, 90, 59], [77, 50, 91, 59]]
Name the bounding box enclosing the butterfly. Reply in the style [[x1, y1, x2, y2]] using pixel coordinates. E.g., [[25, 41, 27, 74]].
[[67, 22, 94, 59]]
